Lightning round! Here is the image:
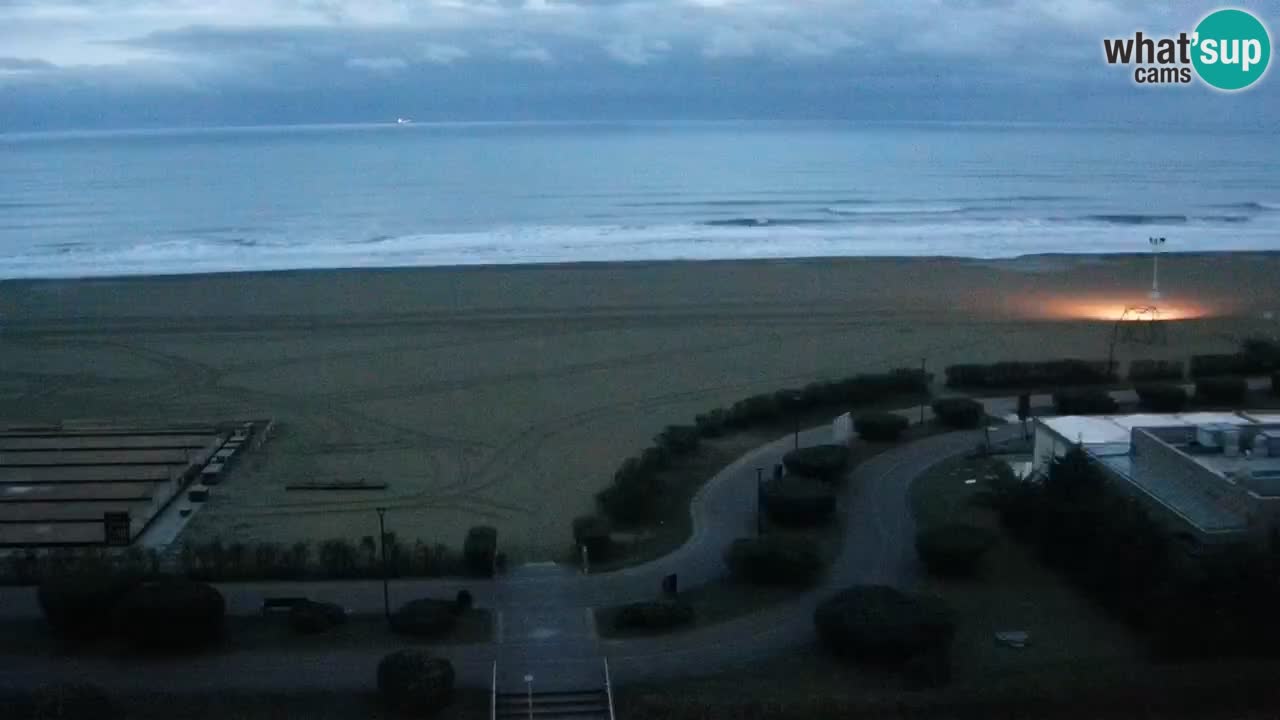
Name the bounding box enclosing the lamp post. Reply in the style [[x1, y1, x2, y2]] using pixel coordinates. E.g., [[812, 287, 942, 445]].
[[376, 507, 390, 623], [1149, 237, 1166, 300], [755, 467, 764, 535], [919, 357, 927, 425], [524, 674, 534, 720]]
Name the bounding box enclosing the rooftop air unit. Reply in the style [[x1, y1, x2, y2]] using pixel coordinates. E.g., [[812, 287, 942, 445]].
[[1196, 424, 1225, 448], [1223, 427, 1242, 457]]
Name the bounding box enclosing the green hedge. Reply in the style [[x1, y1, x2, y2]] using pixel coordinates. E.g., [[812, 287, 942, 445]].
[[814, 585, 955, 663], [1135, 383, 1189, 412], [1196, 376, 1248, 404], [1052, 389, 1119, 415], [855, 412, 909, 442], [762, 477, 837, 526], [945, 359, 1113, 389], [724, 536, 823, 586], [930, 397, 984, 429], [1129, 359, 1184, 382], [614, 600, 695, 632], [390, 598, 458, 638], [462, 526, 497, 577], [114, 579, 225, 650], [781, 444, 848, 480], [377, 650, 455, 715], [914, 524, 997, 577]]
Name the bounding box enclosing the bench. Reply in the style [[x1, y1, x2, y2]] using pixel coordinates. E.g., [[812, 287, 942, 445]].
[[261, 597, 307, 614]]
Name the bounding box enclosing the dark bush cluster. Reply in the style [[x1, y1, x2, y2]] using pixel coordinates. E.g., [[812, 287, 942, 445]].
[[724, 536, 824, 586], [1135, 383, 1189, 412], [114, 579, 225, 650], [176, 537, 460, 582], [1128, 359, 1184, 382], [572, 514, 613, 561], [595, 367, 930, 527], [930, 397, 985, 429], [390, 598, 459, 638], [814, 585, 955, 664], [781, 444, 848, 480], [761, 477, 836, 526], [377, 650, 455, 716], [613, 600, 695, 632], [1195, 376, 1248, 405], [854, 412, 909, 442], [1052, 389, 1119, 415], [914, 524, 997, 577], [1273, 371, 1280, 397], [1189, 352, 1268, 379], [289, 599, 347, 635], [463, 526, 498, 577], [5, 683, 121, 720], [37, 571, 141, 640], [944, 359, 1113, 389]]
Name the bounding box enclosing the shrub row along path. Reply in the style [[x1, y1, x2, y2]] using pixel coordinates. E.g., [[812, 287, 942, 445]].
[[0, 395, 1048, 695]]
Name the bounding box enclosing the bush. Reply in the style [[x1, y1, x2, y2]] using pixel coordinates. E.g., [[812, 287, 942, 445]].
[[454, 590, 473, 615], [854, 412, 909, 442], [655, 424, 700, 455], [781, 444, 848, 480], [614, 600, 695, 632], [814, 585, 955, 663], [377, 650, 455, 715], [914, 524, 997, 577], [1052, 389, 1118, 415], [726, 393, 781, 429], [463, 526, 497, 577], [391, 598, 458, 638], [694, 408, 729, 437], [26, 683, 119, 720], [1273, 371, 1280, 397], [903, 648, 952, 690], [1196, 376, 1248, 405], [1129, 359, 1184, 382], [572, 514, 613, 561], [1190, 353, 1258, 378], [289, 599, 347, 635], [762, 477, 836, 526], [930, 397, 984, 429], [725, 536, 823, 586], [114, 579, 225, 650], [37, 571, 140, 640], [945, 359, 1113, 389], [1136, 383, 1189, 412]]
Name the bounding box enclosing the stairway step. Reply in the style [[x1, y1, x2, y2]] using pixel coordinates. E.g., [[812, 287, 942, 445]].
[[496, 709, 609, 719]]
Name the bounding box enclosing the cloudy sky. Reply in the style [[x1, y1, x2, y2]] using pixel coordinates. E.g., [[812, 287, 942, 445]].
[[0, 0, 1275, 130]]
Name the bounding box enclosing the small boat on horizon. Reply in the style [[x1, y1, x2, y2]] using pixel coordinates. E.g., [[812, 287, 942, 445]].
[[396, 118, 412, 125]]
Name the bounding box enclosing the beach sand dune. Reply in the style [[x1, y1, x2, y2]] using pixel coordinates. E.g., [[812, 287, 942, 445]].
[[1, 254, 1276, 559]]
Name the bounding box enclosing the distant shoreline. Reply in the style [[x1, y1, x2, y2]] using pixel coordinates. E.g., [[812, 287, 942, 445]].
[[6, 248, 1280, 284]]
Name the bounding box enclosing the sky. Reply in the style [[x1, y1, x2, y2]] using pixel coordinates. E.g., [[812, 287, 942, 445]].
[[0, 0, 1276, 131]]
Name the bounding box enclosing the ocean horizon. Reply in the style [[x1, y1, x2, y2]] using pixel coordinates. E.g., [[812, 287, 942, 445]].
[[2, 120, 1277, 279]]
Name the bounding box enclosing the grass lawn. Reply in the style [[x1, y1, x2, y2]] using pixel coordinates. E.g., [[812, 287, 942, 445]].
[[908, 455, 1144, 681]]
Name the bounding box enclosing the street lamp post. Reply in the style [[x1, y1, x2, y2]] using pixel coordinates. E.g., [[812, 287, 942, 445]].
[[376, 507, 390, 623], [919, 357, 927, 425], [524, 674, 534, 720], [1149, 236, 1166, 300]]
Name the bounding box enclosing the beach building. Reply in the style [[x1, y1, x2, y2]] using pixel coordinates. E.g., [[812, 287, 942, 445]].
[[1032, 412, 1280, 546]]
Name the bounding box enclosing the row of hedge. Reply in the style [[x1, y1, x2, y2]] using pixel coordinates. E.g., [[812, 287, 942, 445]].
[[1052, 377, 1262, 417], [595, 368, 930, 526], [39, 575, 225, 649], [945, 359, 1114, 389], [176, 535, 467, 581]]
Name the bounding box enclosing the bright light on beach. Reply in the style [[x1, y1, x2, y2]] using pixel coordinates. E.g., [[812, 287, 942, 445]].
[[1042, 298, 1211, 322]]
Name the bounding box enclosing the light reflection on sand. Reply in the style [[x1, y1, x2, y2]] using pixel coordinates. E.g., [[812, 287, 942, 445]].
[[1035, 297, 1214, 322]]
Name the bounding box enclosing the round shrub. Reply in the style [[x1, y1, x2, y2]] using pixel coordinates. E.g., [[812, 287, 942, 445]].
[[114, 579, 225, 650], [930, 397, 985, 429], [725, 536, 823, 586], [377, 650, 455, 715], [572, 514, 613, 561], [463, 526, 497, 577], [1135, 383, 1189, 412], [289, 600, 347, 635], [854, 412, 909, 442], [37, 571, 140, 640], [1052, 389, 1119, 415], [390, 598, 458, 638], [814, 585, 955, 663], [1196, 376, 1248, 405], [762, 477, 836, 526], [914, 524, 997, 577], [781, 444, 848, 480], [614, 600, 694, 632], [453, 589, 474, 615]]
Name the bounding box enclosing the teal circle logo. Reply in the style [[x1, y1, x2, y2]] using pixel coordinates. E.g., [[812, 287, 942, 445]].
[[1193, 9, 1271, 90]]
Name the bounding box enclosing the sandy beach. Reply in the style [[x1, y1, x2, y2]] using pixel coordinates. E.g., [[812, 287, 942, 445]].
[[2, 253, 1277, 560]]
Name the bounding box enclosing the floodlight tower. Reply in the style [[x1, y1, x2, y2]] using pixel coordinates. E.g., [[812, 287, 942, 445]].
[[1148, 236, 1166, 300]]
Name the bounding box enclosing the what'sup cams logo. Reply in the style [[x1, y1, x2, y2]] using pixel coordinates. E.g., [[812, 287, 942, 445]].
[[1103, 8, 1271, 90]]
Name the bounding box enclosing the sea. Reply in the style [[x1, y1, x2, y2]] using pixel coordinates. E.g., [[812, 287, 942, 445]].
[[1, 121, 1277, 279]]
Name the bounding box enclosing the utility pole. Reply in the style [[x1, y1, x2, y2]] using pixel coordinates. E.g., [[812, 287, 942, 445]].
[[919, 357, 927, 425], [376, 507, 390, 623]]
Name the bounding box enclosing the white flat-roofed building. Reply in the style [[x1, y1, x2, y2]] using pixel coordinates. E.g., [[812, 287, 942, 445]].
[[1032, 412, 1280, 545]]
